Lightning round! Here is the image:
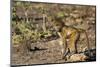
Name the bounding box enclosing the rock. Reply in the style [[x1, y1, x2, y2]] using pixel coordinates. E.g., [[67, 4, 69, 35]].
[[83, 47, 88, 52], [69, 54, 89, 62]]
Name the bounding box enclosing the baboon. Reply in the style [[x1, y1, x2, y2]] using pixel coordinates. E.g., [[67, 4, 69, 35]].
[[53, 17, 91, 60]]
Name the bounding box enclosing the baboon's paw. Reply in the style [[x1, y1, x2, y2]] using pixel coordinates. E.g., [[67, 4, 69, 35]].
[[69, 54, 89, 62]]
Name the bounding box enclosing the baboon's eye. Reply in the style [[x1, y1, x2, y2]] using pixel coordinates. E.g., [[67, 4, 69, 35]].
[[56, 23, 59, 26]]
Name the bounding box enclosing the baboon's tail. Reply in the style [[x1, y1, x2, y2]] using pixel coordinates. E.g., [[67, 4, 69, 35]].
[[78, 29, 91, 57], [84, 31, 91, 57]]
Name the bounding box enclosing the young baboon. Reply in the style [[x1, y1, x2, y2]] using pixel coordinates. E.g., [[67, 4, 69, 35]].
[[53, 17, 91, 60]]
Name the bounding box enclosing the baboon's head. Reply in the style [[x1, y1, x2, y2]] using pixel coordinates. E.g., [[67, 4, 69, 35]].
[[53, 17, 64, 32], [53, 21, 62, 32]]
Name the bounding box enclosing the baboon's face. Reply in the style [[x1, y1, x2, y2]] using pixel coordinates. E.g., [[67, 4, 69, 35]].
[[54, 21, 62, 32]]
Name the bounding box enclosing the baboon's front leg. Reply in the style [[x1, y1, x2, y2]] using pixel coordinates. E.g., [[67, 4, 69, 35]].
[[68, 32, 79, 55], [62, 37, 69, 59], [57, 32, 66, 57], [58, 32, 69, 59]]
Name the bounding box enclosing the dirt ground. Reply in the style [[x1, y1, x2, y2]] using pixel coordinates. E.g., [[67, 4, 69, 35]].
[[11, 37, 96, 66]]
